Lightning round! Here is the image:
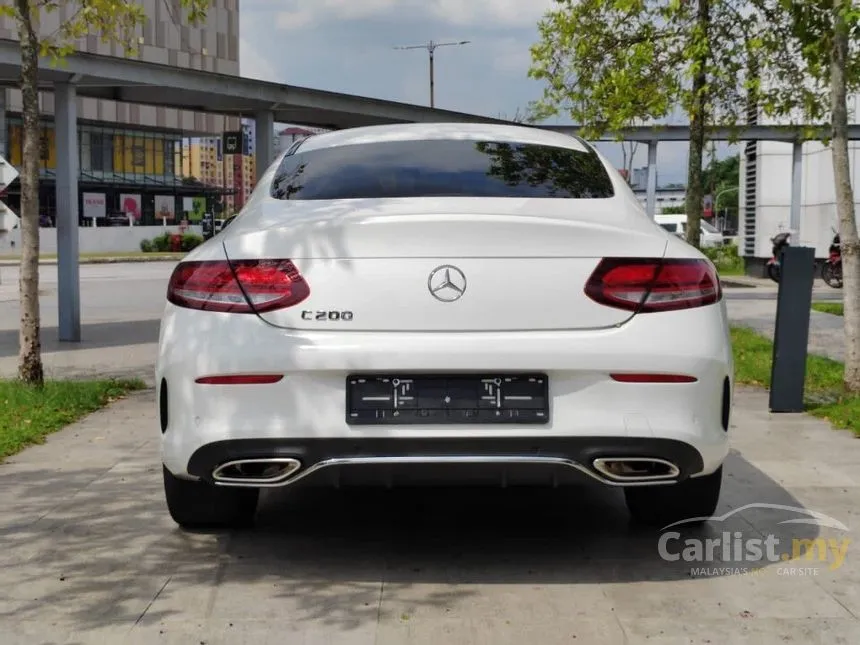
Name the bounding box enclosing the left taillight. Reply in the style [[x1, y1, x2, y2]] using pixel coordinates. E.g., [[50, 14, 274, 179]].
[[584, 257, 721, 313], [167, 259, 311, 313]]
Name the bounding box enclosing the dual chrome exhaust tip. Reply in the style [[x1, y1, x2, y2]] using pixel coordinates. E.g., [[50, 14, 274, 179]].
[[209, 455, 682, 488], [211, 458, 302, 486], [591, 457, 680, 482]]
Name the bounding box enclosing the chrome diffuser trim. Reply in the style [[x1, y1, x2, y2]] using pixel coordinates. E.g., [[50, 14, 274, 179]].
[[212, 455, 682, 488]]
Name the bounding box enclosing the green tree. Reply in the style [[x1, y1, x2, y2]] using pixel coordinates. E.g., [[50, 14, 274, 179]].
[[759, 0, 860, 392], [703, 153, 740, 221], [528, 0, 760, 248], [1, 0, 208, 386]]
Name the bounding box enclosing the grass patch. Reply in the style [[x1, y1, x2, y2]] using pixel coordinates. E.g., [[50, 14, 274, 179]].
[[0, 378, 145, 460], [731, 326, 859, 436], [812, 302, 844, 316]]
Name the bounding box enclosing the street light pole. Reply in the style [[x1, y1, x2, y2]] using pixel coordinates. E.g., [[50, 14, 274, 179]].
[[713, 186, 739, 231], [394, 40, 470, 108]]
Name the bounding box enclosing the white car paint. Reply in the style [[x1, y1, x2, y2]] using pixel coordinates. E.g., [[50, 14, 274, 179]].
[[156, 123, 733, 520]]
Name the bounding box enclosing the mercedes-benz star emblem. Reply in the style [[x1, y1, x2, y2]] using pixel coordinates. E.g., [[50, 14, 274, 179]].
[[428, 265, 467, 302]]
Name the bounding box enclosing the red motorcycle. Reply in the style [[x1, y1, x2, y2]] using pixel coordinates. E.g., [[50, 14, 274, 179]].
[[821, 229, 842, 289]]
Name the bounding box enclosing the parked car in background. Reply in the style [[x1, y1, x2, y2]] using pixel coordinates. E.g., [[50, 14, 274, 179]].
[[655, 213, 724, 248]]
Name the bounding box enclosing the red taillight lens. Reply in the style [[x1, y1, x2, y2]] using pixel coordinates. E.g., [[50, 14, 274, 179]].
[[167, 260, 310, 313], [585, 258, 720, 313]]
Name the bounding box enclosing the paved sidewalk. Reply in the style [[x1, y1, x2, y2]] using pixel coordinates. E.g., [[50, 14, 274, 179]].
[[1, 387, 859, 644], [726, 298, 846, 362]]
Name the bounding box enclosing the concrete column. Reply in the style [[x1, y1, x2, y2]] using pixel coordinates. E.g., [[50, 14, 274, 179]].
[[646, 140, 658, 219], [254, 110, 275, 184], [790, 140, 803, 233], [0, 89, 7, 159], [55, 83, 81, 342]]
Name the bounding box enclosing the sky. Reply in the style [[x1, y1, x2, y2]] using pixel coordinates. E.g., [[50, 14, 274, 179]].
[[238, 0, 737, 186]]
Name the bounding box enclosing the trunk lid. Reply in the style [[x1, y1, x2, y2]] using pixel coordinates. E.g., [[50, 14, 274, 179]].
[[222, 198, 668, 332]]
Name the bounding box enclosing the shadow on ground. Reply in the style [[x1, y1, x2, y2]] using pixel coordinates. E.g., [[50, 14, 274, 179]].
[[0, 448, 821, 633], [0, 319, 160, 358]]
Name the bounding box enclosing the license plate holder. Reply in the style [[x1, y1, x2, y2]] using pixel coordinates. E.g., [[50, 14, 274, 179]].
[[346, 373, 549, 425]]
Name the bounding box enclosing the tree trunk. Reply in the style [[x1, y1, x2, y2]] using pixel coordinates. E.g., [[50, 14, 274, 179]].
[[15, 0, 43, 386], [830, 0, 860, 392], [685, 0, 711, 249]]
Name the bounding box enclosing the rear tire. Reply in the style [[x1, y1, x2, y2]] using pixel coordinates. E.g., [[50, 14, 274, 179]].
[[766, 262, 781, 283], [821, 262, 843, 289], [163, 466, 259, 529], [624, 466, 723, 527]]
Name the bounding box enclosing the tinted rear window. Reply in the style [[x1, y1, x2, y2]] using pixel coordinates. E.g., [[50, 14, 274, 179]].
[[270, 139, 614, 200]]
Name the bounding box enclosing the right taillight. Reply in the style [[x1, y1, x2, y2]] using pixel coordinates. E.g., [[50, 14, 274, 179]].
[[167, 259, 310, 313], [585, 258, 720, 313]]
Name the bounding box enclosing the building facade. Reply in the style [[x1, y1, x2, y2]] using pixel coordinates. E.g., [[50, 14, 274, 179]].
[[177, 125, 256, 215], [739, 94, 860, 272], [0, 0, 242, 227], [0, 0, 241, 132]]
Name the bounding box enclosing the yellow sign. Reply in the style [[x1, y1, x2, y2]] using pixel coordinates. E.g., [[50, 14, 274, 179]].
[[9, 124, 56, 170], [113, 135, 165, 175], [9, 125, 167, 176]]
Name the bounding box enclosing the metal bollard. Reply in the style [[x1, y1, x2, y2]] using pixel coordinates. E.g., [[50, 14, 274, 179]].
[[769, 245, 816, 413]]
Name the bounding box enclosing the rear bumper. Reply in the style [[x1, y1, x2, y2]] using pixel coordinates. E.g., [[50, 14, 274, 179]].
[[157, 300, 734, 483], [187, 436, 705, 489]]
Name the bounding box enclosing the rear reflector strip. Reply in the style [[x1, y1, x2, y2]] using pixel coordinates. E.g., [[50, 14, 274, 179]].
[[610, 374, 698, 383], [195, 374, 284, 385]]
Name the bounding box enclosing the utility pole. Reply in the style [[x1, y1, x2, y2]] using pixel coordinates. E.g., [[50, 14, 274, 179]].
[[394, 40, 470, 108]]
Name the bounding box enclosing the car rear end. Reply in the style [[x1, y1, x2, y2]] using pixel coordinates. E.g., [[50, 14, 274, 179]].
[[157, 125, 733, 527]]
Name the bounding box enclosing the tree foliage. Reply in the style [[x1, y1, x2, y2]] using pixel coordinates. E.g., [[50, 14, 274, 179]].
[[703, 153, 740, 216], [0, 0, 209, 386], [766, 0, 860, 393], [527, 0, 765, 247], [528, 0, 860, 393]]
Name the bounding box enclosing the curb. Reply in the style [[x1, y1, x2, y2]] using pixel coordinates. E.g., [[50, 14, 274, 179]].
[[0, 255, 184, 266], [721, 279, 759, 289]]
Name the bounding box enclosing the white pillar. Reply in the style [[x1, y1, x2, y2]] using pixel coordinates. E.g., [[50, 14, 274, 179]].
[[254, 110, 275, 184], [646, 140, 658, 219], [0, 89, 7, 159], [790, 140, 803, 234], [55, 83, 81, 342]]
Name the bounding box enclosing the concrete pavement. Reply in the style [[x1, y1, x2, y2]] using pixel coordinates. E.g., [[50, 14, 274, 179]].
[[724, 277, 846, 363], [1, 262, 860, 642], [1, 386, 859, 643]]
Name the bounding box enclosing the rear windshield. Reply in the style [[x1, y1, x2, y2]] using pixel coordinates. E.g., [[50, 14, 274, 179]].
[[270, 138, 615, 200]]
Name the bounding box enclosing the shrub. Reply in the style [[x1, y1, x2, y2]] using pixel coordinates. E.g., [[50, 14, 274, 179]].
[[150, 232, 172, 252], [702, 242, 744, 274], [180, 233, 204, 252], [140, 232, 204, 254]]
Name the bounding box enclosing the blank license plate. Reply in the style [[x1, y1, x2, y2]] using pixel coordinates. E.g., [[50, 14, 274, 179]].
[[346, 374, 549, 425]]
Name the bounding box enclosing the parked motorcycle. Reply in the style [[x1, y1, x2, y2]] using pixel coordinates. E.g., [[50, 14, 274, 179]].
[[821, 229, 843, 289], [766, 231, 791, 283]]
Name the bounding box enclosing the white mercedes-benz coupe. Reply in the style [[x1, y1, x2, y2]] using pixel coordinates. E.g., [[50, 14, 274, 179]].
[[156, 123, 733, 530]]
